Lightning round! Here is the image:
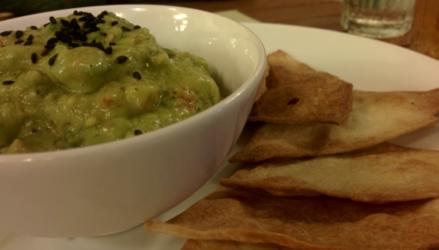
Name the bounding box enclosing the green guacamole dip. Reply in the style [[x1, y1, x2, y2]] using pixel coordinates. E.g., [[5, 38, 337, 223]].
[[0, 11, 220, 153]]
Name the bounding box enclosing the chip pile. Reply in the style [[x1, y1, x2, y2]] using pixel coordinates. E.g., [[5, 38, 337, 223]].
[[145, 50, 439, 249]]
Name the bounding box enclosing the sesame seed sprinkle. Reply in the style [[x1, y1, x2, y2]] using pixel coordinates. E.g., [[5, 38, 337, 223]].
[[132, 71, 142, 80], [49, 16, 57, 24], [116, 55, 128, 64], [31, 53, 38, 64], [0, 30, 12, 36], [61, 19, 70, 27], [15, 30, 24, 39], [24, 35, 34, 46], [2, 80, 14, 85], [10, 11, 138, 58], [48, 53, 58, 66]]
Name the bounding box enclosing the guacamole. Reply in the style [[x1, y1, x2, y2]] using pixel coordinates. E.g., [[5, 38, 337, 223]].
[[0, 11, 220, 153]]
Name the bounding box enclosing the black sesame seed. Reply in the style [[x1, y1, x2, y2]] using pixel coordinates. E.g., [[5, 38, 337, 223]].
[[45, 37, 58, 49], [1, 30, 12, 36], [45, 42, 56, 50], [132, 71, 142, 80], [2, 80, 14, 85], [49, 16, 57, 24], [111, 21, 118, 26], [133, 25, 140, 30], [97, 11, 108, 20], [15, 30, 24, 39], [121, 26, 131, 32], [24, 35, 33, 46], [31, 128, 37, 133], [134, 129, 142, 135], [49, 37, 58, 43], [46, 37, 58, 45], [48, 53, 58, 66], [31, 52, 38, 64], [116, 55, 128, 64], [100, 32, 107, 36], [70, 19, 80, 30], [61, 19, 70, 27], [104, 46, 112, 55], [14, 39, 24, 44], [109, 42, 116, 46], [30, 26, 37, 30]]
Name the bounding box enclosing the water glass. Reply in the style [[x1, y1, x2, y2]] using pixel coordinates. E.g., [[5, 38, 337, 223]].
[[341, 0, 416, 39]]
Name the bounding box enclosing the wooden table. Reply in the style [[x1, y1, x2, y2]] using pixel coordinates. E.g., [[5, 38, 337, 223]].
[[156, 0, 439, 60]]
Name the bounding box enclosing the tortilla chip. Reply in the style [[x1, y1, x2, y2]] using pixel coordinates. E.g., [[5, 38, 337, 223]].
[[145, 189, 439, 250], [182, 240, 289, 250], [223, 144, 439, 203], [249, 50, 353, 125], [231, 89, 439, 162]]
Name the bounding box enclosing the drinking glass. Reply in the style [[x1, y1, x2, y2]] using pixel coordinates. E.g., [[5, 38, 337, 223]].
[[341, 0, 416, 39]]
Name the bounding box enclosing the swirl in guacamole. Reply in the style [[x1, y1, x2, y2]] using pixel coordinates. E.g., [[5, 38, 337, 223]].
[[0, 11, 220, 153]]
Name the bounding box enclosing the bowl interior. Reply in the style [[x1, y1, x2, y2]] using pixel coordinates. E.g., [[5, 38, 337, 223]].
[[0, 5, 266, 158]]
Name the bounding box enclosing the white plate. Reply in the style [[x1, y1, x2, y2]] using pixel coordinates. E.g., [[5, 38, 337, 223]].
[[2, 18, 439, 250]]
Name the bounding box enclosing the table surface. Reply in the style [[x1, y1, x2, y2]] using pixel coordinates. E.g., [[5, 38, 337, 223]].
[[1, 0, 438, 59]]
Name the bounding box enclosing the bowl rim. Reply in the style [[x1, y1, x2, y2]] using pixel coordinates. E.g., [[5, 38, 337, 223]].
[[0, 4, 267, 160]]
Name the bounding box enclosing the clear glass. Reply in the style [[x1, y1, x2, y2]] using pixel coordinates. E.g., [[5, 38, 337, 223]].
[[341, 0, 416, 39]]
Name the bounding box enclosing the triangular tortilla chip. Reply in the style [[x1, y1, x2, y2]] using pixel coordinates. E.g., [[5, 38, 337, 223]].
[[182, 240, 289, 250], [249, 50, 353, 125], [231, 89, 439, 162], [145, 189, 439, 250], [223, 144, 439, 203]]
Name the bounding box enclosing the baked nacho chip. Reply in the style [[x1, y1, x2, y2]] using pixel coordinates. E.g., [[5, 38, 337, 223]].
[[231, 89, 439, 162], [249, 50, 353, 125], [145, 189, 439, 250], [223, 144, 439, 203]]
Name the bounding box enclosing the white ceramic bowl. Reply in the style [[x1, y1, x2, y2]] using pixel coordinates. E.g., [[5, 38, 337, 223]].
[[0, 5, 266, 236]]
